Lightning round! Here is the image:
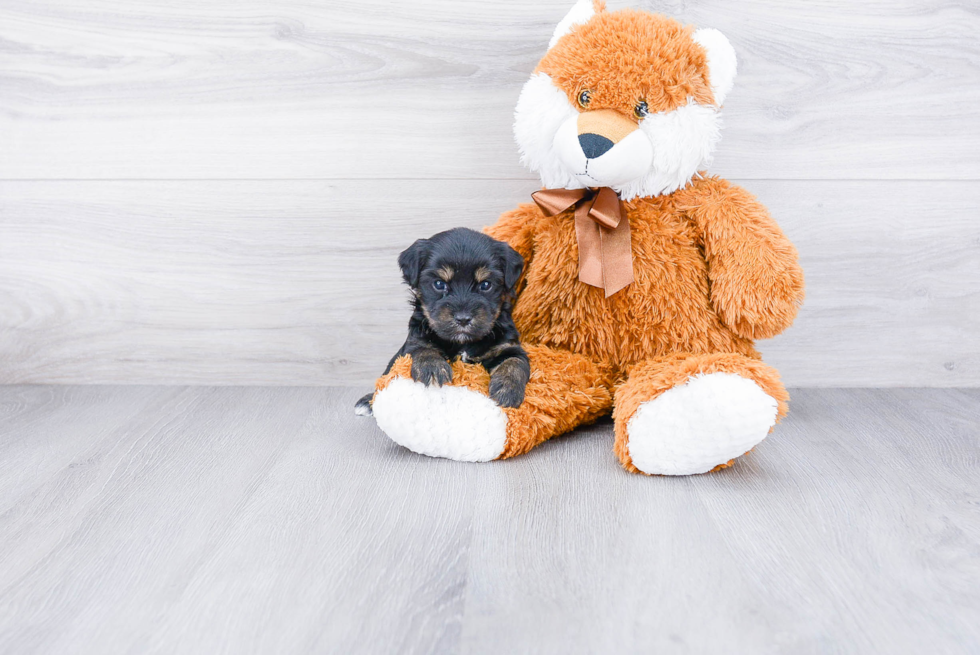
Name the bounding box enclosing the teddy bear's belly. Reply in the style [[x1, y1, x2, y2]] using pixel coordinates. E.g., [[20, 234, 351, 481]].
[[512, 210, 751, 373]]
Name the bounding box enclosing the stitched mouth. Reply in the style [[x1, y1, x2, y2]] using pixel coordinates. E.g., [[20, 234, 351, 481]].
[[575, 160, 601, 183]]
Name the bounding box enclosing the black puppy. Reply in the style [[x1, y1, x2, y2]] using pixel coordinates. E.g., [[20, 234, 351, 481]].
[[355, 227, 531, 416]]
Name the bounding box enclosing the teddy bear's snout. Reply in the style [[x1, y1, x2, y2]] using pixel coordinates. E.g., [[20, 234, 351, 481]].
[[553, 107, 653, 188], [576, 109, 637, 160]]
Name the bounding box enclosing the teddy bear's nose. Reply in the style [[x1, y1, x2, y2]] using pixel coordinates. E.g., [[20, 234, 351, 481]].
[[579, 133, 614, 159]]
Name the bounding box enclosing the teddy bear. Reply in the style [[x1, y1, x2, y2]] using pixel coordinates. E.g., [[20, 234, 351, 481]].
[[369, 0, 804, 475]]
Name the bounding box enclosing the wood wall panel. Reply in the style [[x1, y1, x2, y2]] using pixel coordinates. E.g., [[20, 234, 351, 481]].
[[1, 179, 976, 386], [1, 0, 977, 180], [1, 0, 975, 386]]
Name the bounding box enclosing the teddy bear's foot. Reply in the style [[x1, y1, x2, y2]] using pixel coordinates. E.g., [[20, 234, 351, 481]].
[[625, 372, 778, 475], [613, 353, 789, 476], [371, 376, 508, 462]]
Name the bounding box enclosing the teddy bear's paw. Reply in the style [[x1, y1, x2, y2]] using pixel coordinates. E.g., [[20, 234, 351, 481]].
[[626, 372, 778, 476], [371, 377, 508, 462]]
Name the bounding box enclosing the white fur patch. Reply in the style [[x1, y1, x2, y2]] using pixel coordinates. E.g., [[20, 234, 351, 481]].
[[693, 28, 737, 107], [626, 373, 778, 475], [514, 73, 583, 191], [618, 101, 722, 200], [549, 0, 596, 49], [371, 378, 508, 462]]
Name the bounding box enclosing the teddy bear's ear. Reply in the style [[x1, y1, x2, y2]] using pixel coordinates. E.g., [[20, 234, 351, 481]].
[[692, 28, 738, 107], [548, 0, 603, 49]]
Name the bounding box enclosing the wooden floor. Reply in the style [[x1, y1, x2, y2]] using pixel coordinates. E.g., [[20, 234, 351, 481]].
[[0, 386, 977, 654]]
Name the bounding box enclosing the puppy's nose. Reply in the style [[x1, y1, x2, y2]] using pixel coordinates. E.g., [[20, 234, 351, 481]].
[[453, 311, 473, 327], [579, 133, 614, 159]]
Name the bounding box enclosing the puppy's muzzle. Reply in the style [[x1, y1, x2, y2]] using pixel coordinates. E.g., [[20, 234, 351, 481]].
[[577, 109, 638, 160]]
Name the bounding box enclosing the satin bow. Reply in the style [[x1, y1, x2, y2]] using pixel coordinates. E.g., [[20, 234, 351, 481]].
[[531, 187, 633, 297]]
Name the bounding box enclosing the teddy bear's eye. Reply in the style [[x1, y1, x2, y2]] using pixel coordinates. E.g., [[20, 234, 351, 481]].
[[634, 100, 650, 120], [577, 89, 592, 108]]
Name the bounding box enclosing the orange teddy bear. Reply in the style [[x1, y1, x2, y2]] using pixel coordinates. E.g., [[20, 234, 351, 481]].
[[371, 0, 804, 475]]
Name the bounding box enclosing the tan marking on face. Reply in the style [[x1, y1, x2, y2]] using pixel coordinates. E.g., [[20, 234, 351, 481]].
[[436, 266, 455, 281], [475, 266, 492, 283], [577, 109, 638, 144]]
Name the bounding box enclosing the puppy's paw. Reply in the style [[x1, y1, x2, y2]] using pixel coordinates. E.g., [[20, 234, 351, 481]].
[[490, 381, 525, 408], [489, 376, 526, 408], [489, 357, 530, 408], [411, 355, 453, 387]]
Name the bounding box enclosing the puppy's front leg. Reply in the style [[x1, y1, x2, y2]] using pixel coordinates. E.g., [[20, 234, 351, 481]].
[[489, 354, 531, 408], [409, 347, 453, 387]]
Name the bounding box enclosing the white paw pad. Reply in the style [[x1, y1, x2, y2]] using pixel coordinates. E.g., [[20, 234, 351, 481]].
[[371, 377, 508, 462], [626, 373, 778, 475]]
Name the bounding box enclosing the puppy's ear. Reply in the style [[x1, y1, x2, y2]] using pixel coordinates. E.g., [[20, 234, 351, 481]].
[[497, 243, 525, 293], [398, 238, 431, 288]]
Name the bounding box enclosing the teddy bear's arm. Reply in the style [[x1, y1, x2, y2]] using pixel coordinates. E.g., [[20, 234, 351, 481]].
[[680, 177, 804, 340], [483, 203, 541, 296]]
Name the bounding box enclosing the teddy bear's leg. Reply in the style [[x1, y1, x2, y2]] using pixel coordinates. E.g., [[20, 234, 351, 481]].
[[370, 344, 612, 463], [612, 352, 789, 476]]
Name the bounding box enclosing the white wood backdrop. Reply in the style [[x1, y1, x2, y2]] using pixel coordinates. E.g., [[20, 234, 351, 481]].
[[0, 0, 977, 386]]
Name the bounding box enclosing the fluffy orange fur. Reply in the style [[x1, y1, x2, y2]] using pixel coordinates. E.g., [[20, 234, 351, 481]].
[[489, 176, 803, 377], [539, 10, 714, 115]]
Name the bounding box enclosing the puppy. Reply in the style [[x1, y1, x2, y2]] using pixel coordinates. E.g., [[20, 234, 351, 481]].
[[355, 227, 531, 416]]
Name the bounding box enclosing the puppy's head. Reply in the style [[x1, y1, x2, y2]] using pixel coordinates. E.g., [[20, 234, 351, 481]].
[[398, 228, 523, 344]]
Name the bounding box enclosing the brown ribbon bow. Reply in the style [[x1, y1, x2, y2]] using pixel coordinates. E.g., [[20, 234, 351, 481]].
[[532, 187, 633, 297]]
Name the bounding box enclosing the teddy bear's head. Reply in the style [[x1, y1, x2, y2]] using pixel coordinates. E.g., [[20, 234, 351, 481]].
[[514, 0, 737, 201]]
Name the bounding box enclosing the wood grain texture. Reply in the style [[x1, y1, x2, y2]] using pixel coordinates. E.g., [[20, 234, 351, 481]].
[[0, 386, 977, 653], [1, 179, 977, 387], [1, 0, 978, 179]]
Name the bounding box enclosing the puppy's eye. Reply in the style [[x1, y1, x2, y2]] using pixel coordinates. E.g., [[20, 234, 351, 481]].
[[633, 100, 649, 120], [479, 280, 493, 292], [577, 89, 592, 108], [433, 279, 447, 291]]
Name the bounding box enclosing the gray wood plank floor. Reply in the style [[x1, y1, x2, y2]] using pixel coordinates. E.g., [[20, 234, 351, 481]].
[[0, 386, 978, 654]]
